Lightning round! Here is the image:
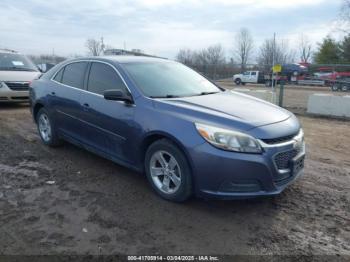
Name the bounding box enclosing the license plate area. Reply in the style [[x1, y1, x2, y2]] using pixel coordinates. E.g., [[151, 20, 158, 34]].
[[291, 155, 305, 175]]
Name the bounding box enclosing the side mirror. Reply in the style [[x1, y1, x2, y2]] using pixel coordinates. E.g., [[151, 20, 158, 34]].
[[103, 89, 133, 104]]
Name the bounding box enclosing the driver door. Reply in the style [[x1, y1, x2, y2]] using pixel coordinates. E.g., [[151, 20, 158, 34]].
[[77, 61, 135, 163]]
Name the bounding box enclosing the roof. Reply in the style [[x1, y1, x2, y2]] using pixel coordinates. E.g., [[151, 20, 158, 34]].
[[70, 55, 171, 64]]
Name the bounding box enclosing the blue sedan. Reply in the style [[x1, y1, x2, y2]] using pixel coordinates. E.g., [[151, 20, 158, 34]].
[[29, 56, 305, 202]]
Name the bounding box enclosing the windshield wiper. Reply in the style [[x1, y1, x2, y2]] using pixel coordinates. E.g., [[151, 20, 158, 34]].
[[150, 95, 181, 98], [198, 91, 220, 96]]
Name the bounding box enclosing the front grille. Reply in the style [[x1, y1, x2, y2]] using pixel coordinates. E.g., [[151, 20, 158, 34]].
[[262, 133, 298, 145], [5, 82, 29, 91], [274, 149, 299, 170], [11, 96, 29, 100]]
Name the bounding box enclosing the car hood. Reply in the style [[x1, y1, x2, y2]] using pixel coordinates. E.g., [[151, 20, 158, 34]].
[[0, 71, 41, 82], [159, 91, 292, 128]]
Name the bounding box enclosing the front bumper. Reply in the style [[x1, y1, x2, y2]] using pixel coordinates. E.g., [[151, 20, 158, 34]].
[[189, 137, 305, 200], [0, 84, 29, 102]]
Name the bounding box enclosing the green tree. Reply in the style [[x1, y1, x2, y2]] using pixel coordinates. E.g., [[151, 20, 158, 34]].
[[314, 36, 341, 64], [340, 34, 350, 62]]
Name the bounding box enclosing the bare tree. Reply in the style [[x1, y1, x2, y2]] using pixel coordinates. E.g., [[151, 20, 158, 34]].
[[192, 49, 208, 66], [258, 38, 295, 71], [338, 0, 350, 33], [206, 44, 225, 65], [176, 49, 195, 65], [298, 34, 312, 63], [234, 28, 254, 72], [85, 38, 104, 56], [205, 44, 226, 79], [29, 54, 66, 65], [175, 45, 233, 79]]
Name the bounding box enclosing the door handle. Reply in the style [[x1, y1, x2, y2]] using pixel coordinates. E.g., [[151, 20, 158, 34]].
[[82, 103, 90, 111], [51, 91, 56, 96]]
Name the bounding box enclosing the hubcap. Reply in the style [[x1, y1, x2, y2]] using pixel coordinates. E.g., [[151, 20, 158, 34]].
[[38, 113, 52, 142], [150, 150, 181, 194]]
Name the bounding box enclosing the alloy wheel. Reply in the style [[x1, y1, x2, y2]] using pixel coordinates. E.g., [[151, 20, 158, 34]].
[[38, 113, 52, 142], [149, 150, 182, 194]]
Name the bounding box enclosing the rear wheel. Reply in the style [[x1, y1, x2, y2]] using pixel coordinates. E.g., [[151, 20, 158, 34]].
[[145, 139, 192, 202], [36, 108, 62, 147], [341, 85, 349, 92], [331, 84, 339, 91]]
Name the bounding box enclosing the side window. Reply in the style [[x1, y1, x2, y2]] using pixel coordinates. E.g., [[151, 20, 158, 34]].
[[243, 71, 250, 75], [61, 62, 88, 89], [87, 62, 127, 95], [53, 67, 64, 82], [251, 72, 256, 76]]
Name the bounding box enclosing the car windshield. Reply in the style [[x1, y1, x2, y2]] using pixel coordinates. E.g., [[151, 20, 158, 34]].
[[123, 62, 222, 98], [0, 53, 38, 71]]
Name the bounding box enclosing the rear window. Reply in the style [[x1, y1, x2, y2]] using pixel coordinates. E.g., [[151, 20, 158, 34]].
[[60, 62, 88, 89]]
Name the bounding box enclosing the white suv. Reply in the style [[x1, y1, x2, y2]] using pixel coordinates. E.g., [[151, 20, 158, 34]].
[[0, 49, 41, 102]]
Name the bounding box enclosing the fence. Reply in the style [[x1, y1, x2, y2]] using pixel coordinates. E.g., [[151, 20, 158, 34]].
[[185, 63, 350, 81]]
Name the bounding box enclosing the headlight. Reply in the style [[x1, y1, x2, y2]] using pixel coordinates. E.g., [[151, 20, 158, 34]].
[[195, 123, 262, 153]]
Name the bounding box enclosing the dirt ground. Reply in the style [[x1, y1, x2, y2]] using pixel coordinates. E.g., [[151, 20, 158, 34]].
[[0, 103, 349, 257]]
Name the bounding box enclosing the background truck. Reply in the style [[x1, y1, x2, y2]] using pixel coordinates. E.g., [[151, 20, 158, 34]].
[[233, 64, 309, 86], [233, 71, 265, 85]]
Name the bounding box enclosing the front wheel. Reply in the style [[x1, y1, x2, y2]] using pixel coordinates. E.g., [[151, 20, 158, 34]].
[[36, 108, 62, 147], [331, 84, 339, 91], [145, 139, 192, 202], [235, 78, 242, 85]]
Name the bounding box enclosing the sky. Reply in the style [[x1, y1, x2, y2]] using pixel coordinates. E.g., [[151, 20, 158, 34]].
[[0, 0, 345, 61]]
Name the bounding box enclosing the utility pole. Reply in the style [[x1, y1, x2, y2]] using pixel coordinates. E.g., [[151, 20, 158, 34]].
[[272, 32, 276, 103], [52, 48, 55, 63], [101, 37, 105, 55]]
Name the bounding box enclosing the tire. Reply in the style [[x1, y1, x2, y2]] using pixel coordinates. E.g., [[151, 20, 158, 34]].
[[341, 85, 348, 92], [235, 78, 241, 85], [36, 107, 62, 147], [265, 80, 271, 87], [144, 139, 192, 202], [331, 84, 339, 91]]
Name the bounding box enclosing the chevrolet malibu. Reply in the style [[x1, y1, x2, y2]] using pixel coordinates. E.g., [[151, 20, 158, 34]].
[[29, 56, 305, 202]]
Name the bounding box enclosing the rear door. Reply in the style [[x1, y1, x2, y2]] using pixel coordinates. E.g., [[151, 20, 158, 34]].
[[250, 71, 258, 83], [78, 61, 135, 163], [50, 61, 88, 141]]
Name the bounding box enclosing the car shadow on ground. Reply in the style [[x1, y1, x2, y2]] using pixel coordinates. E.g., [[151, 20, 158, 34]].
[[0, 102, 29, 110]]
